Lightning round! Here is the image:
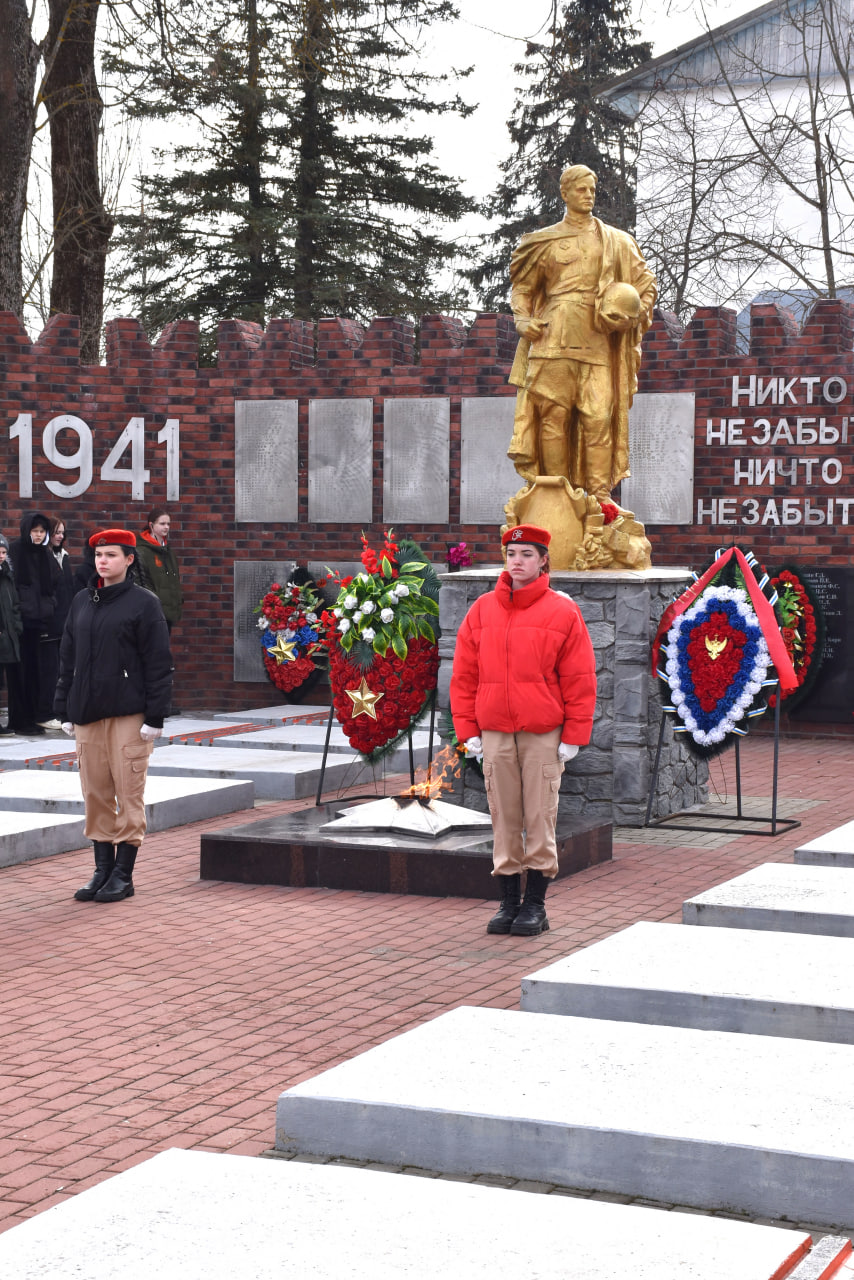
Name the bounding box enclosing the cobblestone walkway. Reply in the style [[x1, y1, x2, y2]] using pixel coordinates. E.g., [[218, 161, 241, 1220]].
[[1, 733, 852, 1235]]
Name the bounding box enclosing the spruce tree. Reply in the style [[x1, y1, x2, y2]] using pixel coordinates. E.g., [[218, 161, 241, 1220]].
[[107, 0, 474, 345], [470, 0, 651, 311]]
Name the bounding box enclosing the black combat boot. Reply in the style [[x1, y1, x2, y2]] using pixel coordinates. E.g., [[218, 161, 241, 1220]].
[[486, 873, 522, 934], [74, 842, 116, 901], [510, 869, 550, 936], [94, 842, 138, 902]]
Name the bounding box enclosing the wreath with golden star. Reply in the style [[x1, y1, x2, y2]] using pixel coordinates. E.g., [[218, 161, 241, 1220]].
[[256, 572, 327, 695], [320, 530, 440, 762]]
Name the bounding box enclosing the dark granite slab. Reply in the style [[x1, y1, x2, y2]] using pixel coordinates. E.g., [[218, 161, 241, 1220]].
[[200, 802, 612, 898]]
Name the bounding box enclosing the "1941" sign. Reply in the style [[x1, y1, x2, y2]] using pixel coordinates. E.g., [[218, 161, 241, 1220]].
[[7, 414, 180, 501]]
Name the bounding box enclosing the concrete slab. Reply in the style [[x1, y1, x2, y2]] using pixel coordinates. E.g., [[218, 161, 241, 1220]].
[[156, 717, 260, 745], [0, 1146, 834, 1280], [795, 819, 854, 868], [213, 705, 332, 726], [0, 810, 85, 867], [0, 771, 253, 830], [0, 739, 77, 771], [682, 863, 854, 936], [275, 1005, 854, 1229], [146, 744, 406, 800], [223, 724, 431, 762], [521, 920, 854, 1042]]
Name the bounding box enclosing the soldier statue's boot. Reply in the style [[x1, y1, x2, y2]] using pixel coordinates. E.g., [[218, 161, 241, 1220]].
[[585, 444, 614, 506], [74, 842, 116, 901], [486, 873, 522, 934], [94, 842, 138, 902], [510, 869, 550, 936]]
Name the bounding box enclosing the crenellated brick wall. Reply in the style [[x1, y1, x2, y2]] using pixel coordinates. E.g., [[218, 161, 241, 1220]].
[[1, 301, 851, 710]]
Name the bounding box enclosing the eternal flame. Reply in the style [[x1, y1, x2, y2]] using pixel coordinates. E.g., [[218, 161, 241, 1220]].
[[507, 165, 657, 505]]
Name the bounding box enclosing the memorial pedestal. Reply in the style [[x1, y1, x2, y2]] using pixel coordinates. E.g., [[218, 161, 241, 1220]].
[[438, 568, 707, 827], [200, 803, 611, 897]]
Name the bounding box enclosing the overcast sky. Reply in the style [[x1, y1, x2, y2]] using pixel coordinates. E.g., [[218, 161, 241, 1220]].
[[425, 0, 745, 211]]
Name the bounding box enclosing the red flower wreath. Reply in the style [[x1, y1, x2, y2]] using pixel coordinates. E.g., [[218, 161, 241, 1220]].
[[768, 569, 820, 707], [329, 639, 439, 756], [323, 530, 440, 760]]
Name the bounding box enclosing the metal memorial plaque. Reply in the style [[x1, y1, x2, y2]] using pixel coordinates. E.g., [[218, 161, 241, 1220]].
[[793, 567, 854, 724], [233, 560, 296, 681], [621, 393, 694, 524], [460, 397, 520, 524], [382, 398, 450, 523], [234, 400, 298, 523], [308, 399, 373, 523]]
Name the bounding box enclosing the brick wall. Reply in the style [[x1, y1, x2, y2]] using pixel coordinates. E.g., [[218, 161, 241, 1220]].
[[1, 302, 850, 710]]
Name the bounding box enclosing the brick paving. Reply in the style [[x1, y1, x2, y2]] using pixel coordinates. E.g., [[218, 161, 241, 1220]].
[[1, 732, 853, 1235]]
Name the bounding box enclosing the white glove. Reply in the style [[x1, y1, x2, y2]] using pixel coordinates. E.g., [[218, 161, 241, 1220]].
[[463, 735, 483, 761], [558, 743, 579, 763], [140, 724, 162, 741], [61, 722, 74, 737]]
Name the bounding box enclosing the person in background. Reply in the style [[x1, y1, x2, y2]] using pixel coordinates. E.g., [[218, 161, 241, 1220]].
[[136, 508, 183, 632], [56, 528, 172, 903], [0, 538, 24, 736], [37, 516, 76, 729], [10, 512, 59, 735], [450, 524, 597, 937], [136, 507, 182, 715]]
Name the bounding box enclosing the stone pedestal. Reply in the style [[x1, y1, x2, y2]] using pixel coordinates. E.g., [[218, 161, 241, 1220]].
[[438, 567, 708, 827]]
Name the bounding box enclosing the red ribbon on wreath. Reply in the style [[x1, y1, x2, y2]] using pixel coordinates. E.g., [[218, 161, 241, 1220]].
[[652, 546, 798, 694]]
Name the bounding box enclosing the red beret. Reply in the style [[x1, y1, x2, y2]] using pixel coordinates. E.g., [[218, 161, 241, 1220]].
[[89, 528, 136, 550], [501, 524, 551, 548]]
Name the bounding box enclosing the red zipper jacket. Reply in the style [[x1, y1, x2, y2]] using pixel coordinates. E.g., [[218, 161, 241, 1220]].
[[450, 571, 596, 745]]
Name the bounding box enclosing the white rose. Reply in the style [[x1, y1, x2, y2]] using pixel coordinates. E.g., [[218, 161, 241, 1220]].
[[344, 594, 358, 609], [333, 608, 342, 619], [338, 619, 351, 633], [284, 628, 295, 639], [381, 607, 394, 623], [353, 610, 363, 623], [361, 600, 376, 614], [394, 583, 409, 598], [362, 627, 376, 642], [306, 612, 317, 623]]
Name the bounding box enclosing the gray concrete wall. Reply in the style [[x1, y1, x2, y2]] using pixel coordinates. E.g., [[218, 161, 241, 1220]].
[[438, 567, 708, 827]]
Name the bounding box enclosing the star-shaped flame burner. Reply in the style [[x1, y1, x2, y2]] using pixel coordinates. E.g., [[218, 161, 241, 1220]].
[[320, 795, 493, 839]]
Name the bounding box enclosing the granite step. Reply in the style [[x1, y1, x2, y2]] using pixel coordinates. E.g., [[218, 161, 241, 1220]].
[[521, 920, 854, 1042], [682, 863, 854, 936], [0, 811, 86, 867], [275, 1004, 854, 1230], [795, 819, 854, 869], [1, 1147, 849, 1280], [213, 705, 332, 726], [146, 744, 410, 800], [0, 771, 254, 828], [220, 724, 431, 762]]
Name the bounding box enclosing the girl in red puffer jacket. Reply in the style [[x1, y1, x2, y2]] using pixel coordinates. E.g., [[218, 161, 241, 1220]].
[[450, 524, 596, 937]]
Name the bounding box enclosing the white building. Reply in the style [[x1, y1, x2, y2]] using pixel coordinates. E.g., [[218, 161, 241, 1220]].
[[600, 0, 854, 319]]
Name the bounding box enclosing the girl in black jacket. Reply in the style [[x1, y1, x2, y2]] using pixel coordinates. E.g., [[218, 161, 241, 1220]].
[[0, 540, 25, 736], [55, 528, 173, 903], [10, 512, 59, 732]]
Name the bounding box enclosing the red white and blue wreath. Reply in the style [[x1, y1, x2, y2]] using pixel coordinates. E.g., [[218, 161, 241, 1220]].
[[652, 547, 798, 758]]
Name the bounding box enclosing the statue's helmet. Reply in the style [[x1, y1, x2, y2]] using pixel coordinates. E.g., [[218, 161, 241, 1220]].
[[600, 281, 642, 332]]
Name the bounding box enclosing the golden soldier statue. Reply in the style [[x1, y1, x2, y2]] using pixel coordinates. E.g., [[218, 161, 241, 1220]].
[[505, 164, 657, 568]]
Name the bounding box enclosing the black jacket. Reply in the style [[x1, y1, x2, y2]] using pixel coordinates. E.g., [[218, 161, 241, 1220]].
[[48, 548, 75, 638], [0, 561, 22, 664], [55, 577, 173, 726], [10, 512, 58, 632]]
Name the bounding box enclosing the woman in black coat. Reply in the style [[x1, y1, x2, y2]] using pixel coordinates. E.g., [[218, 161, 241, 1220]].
[[0, 539, 25, 735], [55, 528, 173, 903], [9, 511, 59, 733]]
